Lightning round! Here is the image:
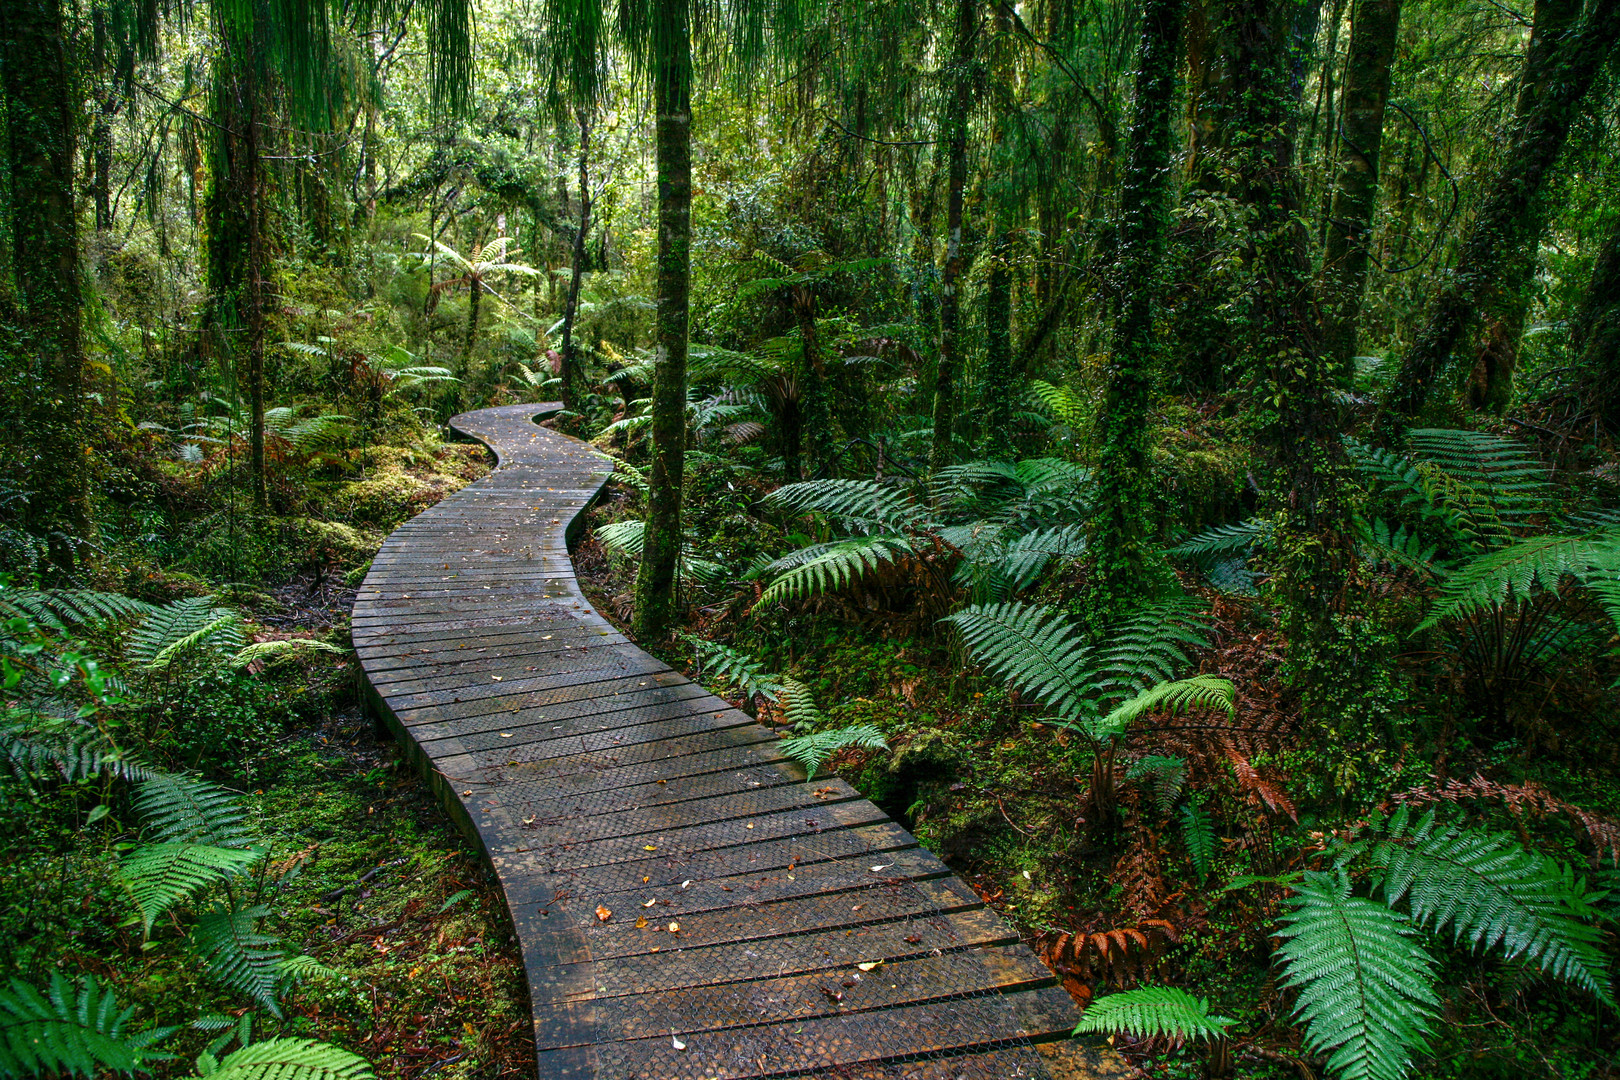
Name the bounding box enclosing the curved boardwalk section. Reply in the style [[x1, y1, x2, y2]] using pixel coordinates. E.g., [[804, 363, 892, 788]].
[[354, 404, 1123, 1080]]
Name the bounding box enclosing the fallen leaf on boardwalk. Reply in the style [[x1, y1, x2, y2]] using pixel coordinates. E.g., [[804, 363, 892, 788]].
[[595, 905, 612, 922], [500, 732, 513, 738], [491, 675, 502, 681], [904, 934, 921, 944], [671, 1035, 686, 1051], [642, 876, 650, 883], [668, 922, 680, 933], [642, 899, 657, 908], [856, 961, 882, 972], [644, 845, 658, 851], [745, 824, 754, 830], [461, 790, 473, 796], [870, 865, 891, 873], [636, 916, 648, 928], [820, 986, 843, 1003], [522, 816, 536, 827], [680, 880, 692, 888]]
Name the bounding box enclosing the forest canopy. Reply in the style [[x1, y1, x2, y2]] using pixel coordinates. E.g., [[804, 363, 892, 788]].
[[2, 0, 1620, 1077]]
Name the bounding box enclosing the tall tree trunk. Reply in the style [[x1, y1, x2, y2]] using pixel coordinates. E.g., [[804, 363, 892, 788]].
[[1570, 213, 1620, 432], [1089, 0, 1188, 602], [982, 224, 1014, 453], [1, 0, 89, 569], [559, 109, 592, 413], [1384, 0, 1620, 421], [90, 4, 115, 235], [793, 286, 829, 478], [929, 0, 977, 473], [1320, 0, 1402, 375], [1469, 0, 1583, 413], [633, 0, 692, 640], [208, 42, 269, 511], [462, 276, 481, 375]]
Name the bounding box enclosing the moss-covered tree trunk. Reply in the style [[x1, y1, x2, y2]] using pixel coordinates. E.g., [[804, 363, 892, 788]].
[[1320, 0, 1402, 375], [1384, 0, 1620, 420], [928, 0, 977, 473], [1571, 213, 1620, 432], [981, 224, 1014, 454], [462, 274, 481, 375], [1, 0, 90, 568], [207, 38, 269, 511], [1469, 0, 1582, 413], [1089, 0, 1188, 603], [559, 109, 592, 413], [633, 0, 692, 640]]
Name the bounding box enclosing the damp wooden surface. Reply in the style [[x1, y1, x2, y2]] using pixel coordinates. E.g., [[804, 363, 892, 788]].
[[357, 404, 1127, 1079]]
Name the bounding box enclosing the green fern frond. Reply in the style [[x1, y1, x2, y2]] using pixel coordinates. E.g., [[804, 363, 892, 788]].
[[1168, 520, 1267, 558], [1029, 380, 1086, 427], [206, 1038, 373, 1080], [1080, 599, 1211, 702], [1405, 429, 1550, 522], [127, 599, 244, 670], [1072, 986, 1233, 1042], [277, 955, 342, 988], [763, 479, 932, 532], [592, 522, 731, 590], [134, 773, 253, 849], [1096, 675, 1235, 739], [1277, 871, 1438, 1080], [0, 724, 149, 784], [120, 843, 263, 931], [776, 678, 825, 732], [756, 536, 915, 607], [189, 902, 286, 1016], [680, 635, 784, 703], [1419, 534, 1620, 629], [778, 725, 887, 778], [1370, 809, 1612, 1000], [1354, 517, 1445, 578], [228, 640, 347, 668], [0, 973, 173, 1078], [983, 524, 1089, 595], [0, 586, 154, 632], [1126, 754, 1188, 816], [945, 602, 1092, 724], [1180, 803, 1215, 882]]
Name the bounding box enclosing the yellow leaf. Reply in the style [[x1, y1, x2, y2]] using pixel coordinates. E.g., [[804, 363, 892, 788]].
[[856, 961, 883, 972], [595, 905, 612, 922]]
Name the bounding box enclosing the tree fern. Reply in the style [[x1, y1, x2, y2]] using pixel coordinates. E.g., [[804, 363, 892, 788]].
[[1276, 871, 1438, 1080], [127, 599, 244, 670], [778, 725, 888, 778], [944, 602, 1093, 723], [1405, 429, 1550, 523], [189, 902, 286, 1016], [1353, 517, 1444, 578], [1369, 808, 1612, 1000], [120, 843, 263, 932], [1072, 986, 1233, 1042], [0, 973, 173, 1078], [1125, 755, 1187, 816], [1096, 675, 1235, 739], [756, 536, 915, 607], [1419, 533, 1620, 629], [134, 773, 253, 849], [1168, 520, 1267, 559], [1029, 379, 1086, 428], [593, 521, 729, 589], [764, 479, 932, 533], [1080, 600, 1211, 702], [227, 640, 347, 668], [203, 1038, 372, 1080]]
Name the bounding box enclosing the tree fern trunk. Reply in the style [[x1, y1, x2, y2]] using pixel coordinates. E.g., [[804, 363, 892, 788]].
[[1571, 212, 1620, 432], [1089, 0, 1188, 602], [1383, 0, 1620, 421], [462, 274, 481, 377], [633, 0, 692, 640], [560, 108, 592, 414], [1320, 0, 1402, 376], [929, 0, 977, 473], [0, 0, 89, 569]]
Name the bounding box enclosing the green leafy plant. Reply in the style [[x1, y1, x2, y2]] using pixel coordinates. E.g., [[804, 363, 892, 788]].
[[1073, 986, 1233, 1043]]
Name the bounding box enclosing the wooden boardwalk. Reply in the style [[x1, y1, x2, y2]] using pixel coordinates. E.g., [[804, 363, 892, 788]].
[[354, 404, 1126, 1080]]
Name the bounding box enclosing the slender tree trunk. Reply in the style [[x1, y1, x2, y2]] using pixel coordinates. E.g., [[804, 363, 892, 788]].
[[633, 0, 692, 640], [1, 0, 89, 569], [1384, 0, 1620, 420], [1320, 0, 1402, 376], [208, 41, 269, 510], [982, 224, 1014, 453], [560, 109, 592, 413], [462, 276, 481, 375], [793, 287, 829, 478], [929, 0, 977, 473], [1090, 0, 1188, 602]]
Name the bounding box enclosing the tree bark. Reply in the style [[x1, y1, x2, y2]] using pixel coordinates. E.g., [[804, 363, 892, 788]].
[[633, 0, 692, 640], [1570, 213, 1620, 433], [559, 108, 592, 413], [929, 0, 977, 473], [1, 0, 89, 569], [1469, 0, 1583, 413], [982, 225, 1014, 453], [1383, 0, 1620, 420], [1089, 0, 1188, 601], [1320, 0, 1402, 376]]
